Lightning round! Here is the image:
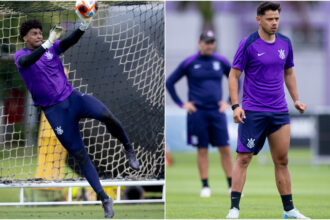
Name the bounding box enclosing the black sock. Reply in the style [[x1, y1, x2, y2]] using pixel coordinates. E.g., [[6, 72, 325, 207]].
[[231, 191, 241, 210], [97, 190, 109, 202], [123, 143, 133, 151], [281, 194, 294, 211], [201, 178, 209, 188], [227, 177, 232, 188]]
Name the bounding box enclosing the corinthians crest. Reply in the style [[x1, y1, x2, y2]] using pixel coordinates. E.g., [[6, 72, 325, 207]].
[[45, 51, 53, 60], [55, 126, 64, 135], [278, 49, 285, 59], [213, 61, 220, 71], [247, 138, 255, 149]]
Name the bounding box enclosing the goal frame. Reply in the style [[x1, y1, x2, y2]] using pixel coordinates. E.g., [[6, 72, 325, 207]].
[[0, 180, 165, 206]]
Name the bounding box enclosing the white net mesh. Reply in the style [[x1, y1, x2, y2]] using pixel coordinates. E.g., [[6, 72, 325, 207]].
[[0, 1, 164, 184]]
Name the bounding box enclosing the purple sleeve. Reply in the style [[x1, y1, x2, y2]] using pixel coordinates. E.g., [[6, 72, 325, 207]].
[[13, 50, 26, 69], [285, 41, 294, 69], [232, 37, 248, 72], [53, 40, 63, 55], [166, 61, 187, 108]]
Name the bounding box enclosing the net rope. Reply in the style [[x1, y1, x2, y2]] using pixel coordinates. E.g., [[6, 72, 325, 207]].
[[0, 1, 164, 184]]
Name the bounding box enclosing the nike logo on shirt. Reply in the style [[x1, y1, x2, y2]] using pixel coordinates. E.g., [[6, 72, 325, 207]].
[[257, 52, 265, 56]]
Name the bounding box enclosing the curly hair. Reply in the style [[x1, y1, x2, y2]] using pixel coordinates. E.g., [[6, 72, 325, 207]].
[[19, 19, 43, 39]]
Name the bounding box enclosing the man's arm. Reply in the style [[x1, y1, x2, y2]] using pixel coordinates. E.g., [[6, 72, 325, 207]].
[[284, 67, 306, 113], [18, 47, 46, 68], [166, 66, 185, 107], [218, 60, 233, 112], [229, 67, 245, 123], [59, 29, 85, 53], [58, 9, 95, 53], [228, 68, 242, 106], [59, 10, 94, 53], [166, 67, 197, 114], [223, 62, 241, 104]]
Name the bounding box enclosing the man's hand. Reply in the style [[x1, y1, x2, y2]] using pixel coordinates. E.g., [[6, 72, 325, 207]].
[[233, 106, 246, 123], [42, 26, 64, 49], [76, 10, 93, 31], [182, 102, 197, 114], [49, 26, 64, 43], [295, 101, 306, 114], [219, 101, 230, 113]]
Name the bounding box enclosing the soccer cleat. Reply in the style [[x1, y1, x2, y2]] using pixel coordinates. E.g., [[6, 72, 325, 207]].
[[226, 207, 239, 219], [200, 187, 211, 198], [283, 208, 310, 219], [124, 148, 140, 170], [102, 197, 114, 218]]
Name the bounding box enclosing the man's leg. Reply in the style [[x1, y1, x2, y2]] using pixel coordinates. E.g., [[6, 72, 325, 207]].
[[218, 146, 233, 190], [78, 92, 139, 170], [268, 124, 309, 219], [210, 111, 233, 191], [268, 124, 291, 196], [197, 147, 211, 197], [197, 147, 209, 180], [79, 93, 130, 148], [226, 152, 253, 218], [43, 105, 114, 218], [231, 153, 253, 202]]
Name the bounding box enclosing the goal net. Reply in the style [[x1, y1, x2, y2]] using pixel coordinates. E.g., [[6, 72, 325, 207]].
[[0, 1, 164, 184]]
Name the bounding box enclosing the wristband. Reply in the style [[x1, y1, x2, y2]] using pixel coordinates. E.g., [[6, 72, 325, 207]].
[[41, 40, 53, 49], [79, 23, 89, 31], [232, 104, 239, 111], [294, 100, 300, 105]]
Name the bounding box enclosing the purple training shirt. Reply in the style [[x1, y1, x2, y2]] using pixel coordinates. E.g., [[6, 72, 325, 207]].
[[14, 40, 73, 107], [232, 31, 294, 112]]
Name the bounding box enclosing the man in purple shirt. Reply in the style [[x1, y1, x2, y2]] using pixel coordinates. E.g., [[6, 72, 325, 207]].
[[14, 12, 139, 218], [226, 2, 308, 219]]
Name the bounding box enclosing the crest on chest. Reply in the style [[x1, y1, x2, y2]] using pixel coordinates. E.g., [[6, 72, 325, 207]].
[[212, 61, 221, 71], [44, 51, 53, 60], [278, 49, 285, 60]]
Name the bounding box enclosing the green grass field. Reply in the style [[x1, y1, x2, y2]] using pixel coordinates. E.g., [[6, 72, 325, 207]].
[[166, 148, 330, 219], [0, 188, 163, 219], [0, 204, 164, 219]]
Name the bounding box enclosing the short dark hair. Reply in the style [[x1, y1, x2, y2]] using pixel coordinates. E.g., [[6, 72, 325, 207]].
[[257, 1, 281, 16], [19, 19, 43, 39]]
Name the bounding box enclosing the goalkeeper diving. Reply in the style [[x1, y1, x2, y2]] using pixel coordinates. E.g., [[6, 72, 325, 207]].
[[14, 10, 140, 218]]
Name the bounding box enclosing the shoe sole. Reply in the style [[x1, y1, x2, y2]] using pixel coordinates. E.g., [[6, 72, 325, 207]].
[[283, 213, 297, 219]]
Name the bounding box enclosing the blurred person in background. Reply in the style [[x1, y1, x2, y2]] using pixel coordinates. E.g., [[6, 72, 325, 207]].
[[166, 30, 234, 198]]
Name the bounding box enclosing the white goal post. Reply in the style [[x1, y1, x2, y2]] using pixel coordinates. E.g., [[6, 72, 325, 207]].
[[0, 180, 165, 206]]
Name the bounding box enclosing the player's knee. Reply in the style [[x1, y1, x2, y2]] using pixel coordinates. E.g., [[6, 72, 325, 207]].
[[197, 148, 208, 157], [274, 155, 288, 167], [237, 153, 252, 168], [72, 148, 89, 166]]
